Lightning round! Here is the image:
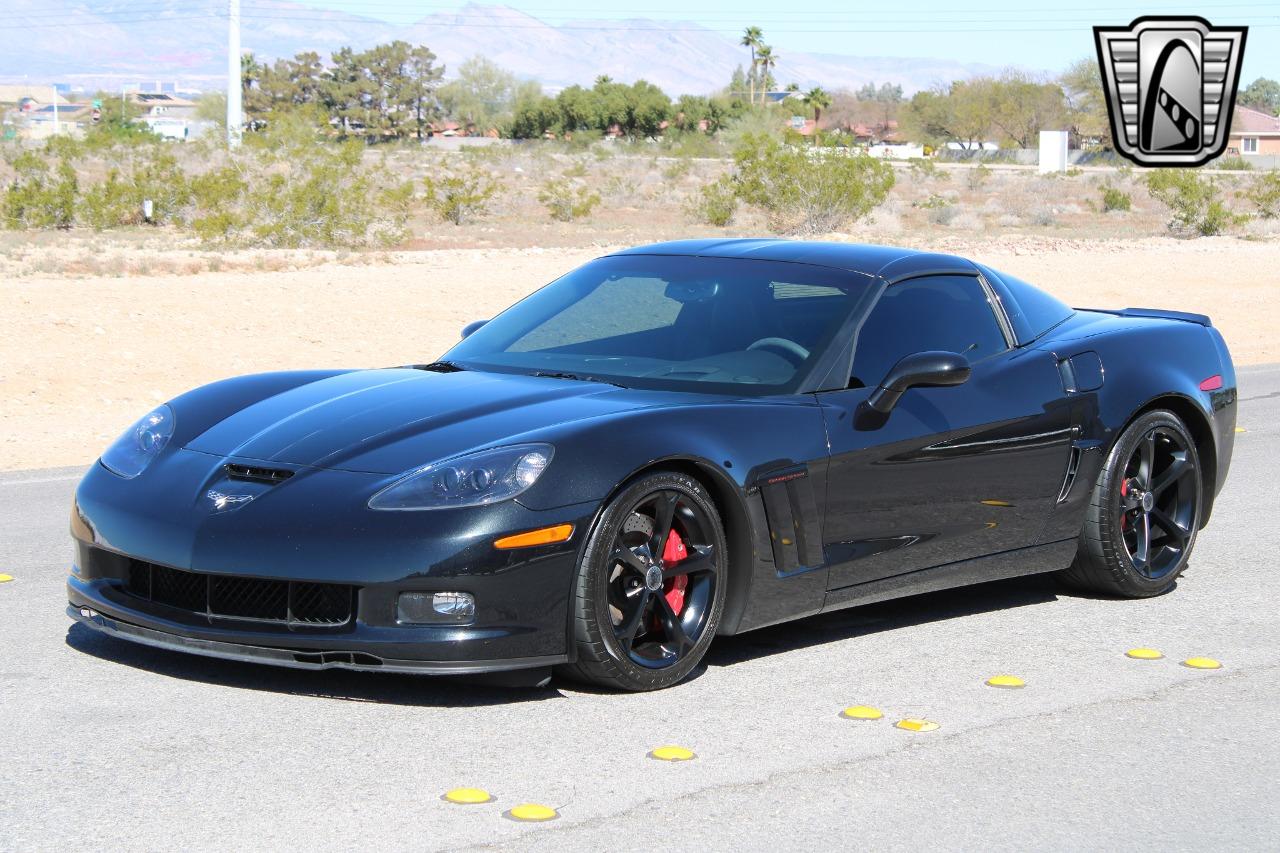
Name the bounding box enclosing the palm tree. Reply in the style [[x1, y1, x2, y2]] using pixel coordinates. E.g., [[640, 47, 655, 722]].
[[740, 26, 763, 104], [802, 86, 832, 124], [756, 46, 777, 101]]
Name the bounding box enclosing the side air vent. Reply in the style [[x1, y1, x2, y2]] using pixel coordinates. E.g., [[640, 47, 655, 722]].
[[752, 465, 824, 573], [225, 463, 294, 484], [1057, 446, 1082, 503]]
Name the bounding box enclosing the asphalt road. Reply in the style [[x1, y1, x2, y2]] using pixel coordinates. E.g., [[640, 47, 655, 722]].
[[2, 366, 1278, 852]]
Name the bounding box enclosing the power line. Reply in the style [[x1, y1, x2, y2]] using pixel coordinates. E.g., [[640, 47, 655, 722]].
[[227, 12, 1280, 34]]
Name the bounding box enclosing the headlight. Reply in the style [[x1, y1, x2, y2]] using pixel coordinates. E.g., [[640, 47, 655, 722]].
[[368, 443, 553, 511], [100, 405, 175, 479]]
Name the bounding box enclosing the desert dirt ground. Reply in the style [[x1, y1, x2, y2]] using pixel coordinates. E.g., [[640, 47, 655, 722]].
[[2, 235, 1278, 471]]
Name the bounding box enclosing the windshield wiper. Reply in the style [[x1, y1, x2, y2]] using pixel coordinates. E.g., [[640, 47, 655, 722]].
[[532, 370, 626, 388]]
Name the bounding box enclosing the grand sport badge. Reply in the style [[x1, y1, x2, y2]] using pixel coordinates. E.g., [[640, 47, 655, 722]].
[[1094, 16, 1247, 167]]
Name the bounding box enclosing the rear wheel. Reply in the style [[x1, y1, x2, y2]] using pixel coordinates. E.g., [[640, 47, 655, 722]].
[[557, 471, 726, 691], [1059, 410, 1202, 597]]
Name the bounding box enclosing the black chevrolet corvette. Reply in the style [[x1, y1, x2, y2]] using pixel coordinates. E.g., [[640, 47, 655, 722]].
[[68, 240, 1237, 691]]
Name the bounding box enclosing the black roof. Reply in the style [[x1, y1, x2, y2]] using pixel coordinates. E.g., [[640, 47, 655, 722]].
[[608, 239, 980, 282]]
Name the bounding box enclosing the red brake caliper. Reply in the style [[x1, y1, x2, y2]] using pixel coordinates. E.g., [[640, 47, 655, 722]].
[[1120, 478, 1128, 529], [662, 528, 689, 614]]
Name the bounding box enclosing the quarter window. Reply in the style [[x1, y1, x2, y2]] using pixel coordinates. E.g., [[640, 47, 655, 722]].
[[849, 275, 1008, 388]]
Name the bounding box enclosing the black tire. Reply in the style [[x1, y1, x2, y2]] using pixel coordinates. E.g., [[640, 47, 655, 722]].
[[1059, 409, 1202, 597], [557, 470, 727, 691]]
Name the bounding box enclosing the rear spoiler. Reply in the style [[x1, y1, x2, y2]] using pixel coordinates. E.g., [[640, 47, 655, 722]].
[[1077, 307, 1212, 327]]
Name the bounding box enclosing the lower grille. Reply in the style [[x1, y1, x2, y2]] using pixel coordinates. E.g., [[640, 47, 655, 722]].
[[125, 561, 354, 627]]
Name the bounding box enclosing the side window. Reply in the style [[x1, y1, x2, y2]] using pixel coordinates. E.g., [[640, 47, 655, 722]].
[[850, 275, 1007, 388]]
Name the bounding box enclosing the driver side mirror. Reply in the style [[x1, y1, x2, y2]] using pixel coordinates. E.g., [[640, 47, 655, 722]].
[[460, 319, 488, 340], [866, 350, 971, 414]]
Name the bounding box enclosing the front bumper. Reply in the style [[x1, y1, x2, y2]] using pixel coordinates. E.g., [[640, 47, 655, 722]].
[[68, 602, 566, 675], [69, 454, 602, 674]]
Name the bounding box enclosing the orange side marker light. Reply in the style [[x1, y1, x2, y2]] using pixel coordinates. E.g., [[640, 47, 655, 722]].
[[494, 524, 574, 550]]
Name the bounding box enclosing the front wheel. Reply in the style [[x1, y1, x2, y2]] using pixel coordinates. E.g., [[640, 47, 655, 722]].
[[1059, 409, 1203, 597], [557, 470, 726, 691]]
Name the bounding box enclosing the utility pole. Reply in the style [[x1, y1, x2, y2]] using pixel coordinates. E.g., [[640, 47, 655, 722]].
[[51, 85, 59, 136], [226, 0, 242, 147]]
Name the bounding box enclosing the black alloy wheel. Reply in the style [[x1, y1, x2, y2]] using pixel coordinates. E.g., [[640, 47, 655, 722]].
[[559, 470, 727, 691], [1117, 425, 1199, 580], [1059, 409, 1203, 597]]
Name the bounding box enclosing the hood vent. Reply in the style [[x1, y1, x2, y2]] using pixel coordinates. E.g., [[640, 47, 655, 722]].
[[225, 463, 294, 484]]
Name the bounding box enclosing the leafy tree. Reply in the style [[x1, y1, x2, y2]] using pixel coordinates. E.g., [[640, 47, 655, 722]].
[[1060, 58, 1110, 147], [901, 82, 993, 149], [855, 82, 903, 103], [438, 56, 518, 131], [988, 72, 1067, 149], [508, 83, 557, 138], [1239, 78, 1280, 114]]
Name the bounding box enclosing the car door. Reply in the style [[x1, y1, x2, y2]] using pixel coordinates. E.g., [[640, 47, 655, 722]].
[[818, 273, 1075, 591]]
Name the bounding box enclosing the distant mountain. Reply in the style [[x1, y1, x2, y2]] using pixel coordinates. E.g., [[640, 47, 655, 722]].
[[0, 1, 1006, 95]]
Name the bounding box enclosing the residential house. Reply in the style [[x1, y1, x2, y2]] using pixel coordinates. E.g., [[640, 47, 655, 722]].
[[1227, 105, 1280, 157], [23, 103, 92, 139]]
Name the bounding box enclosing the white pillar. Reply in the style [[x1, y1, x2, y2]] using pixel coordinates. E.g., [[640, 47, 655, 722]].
[[226, 0, 242, 147], [1038, 130, 1069, 173], [52, 86, 59, 135]]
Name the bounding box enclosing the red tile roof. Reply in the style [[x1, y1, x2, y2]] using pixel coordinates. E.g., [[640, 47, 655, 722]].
[[1233, 106, 1280, 134]]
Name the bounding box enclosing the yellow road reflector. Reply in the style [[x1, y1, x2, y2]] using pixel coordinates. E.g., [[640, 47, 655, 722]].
[[0, 574, 13, 583], [493, 524, 574, 550], [1234, 426, 1246, 433], [1182, 657, 1222, 670], [840, 705, 884, 720], [504, 803, 559, 822], [980, 499, 1013, 507], [895, 718, 940, 733], [985, 675, 1025, 689], [649, 745, 696, 761], [1126, 648, 1164, 660], [442, 788, 493, 805]]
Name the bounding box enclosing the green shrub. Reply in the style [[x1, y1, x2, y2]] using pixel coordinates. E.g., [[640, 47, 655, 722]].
[[538, 178, 601, 221], [185, 113, 408, 247], [1101, 184, 1132, 212], [423, 164, 501, 225], [730, 134, 895, 234], [913, 193, 951, 210], [1245, 171, 1280, 219], [687, 176, 737, 226], [661, 158, 692, 182], [81, 148, 191, 229], [908, 157, 948, 182], [3, 151, 77, 229], [966, 163, 990, 190], [1214, 155, 1252, 171], [1145, 169, 1243, 236]]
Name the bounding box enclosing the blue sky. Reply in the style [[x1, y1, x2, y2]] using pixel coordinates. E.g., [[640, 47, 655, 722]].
[[306, 0, 1277, 79]]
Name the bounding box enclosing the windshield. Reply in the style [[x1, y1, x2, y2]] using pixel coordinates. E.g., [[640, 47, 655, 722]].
[[444, 254, 874, 394]]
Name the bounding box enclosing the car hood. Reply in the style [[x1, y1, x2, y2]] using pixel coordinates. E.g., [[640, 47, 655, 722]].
[[184, 368, 668, 474]]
